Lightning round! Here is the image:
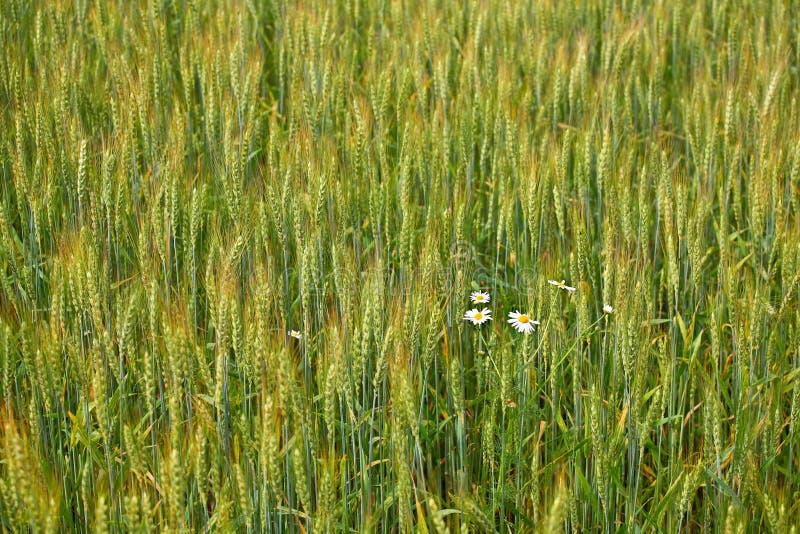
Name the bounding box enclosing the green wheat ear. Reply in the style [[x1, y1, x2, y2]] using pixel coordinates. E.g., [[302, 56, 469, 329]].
[[2, 0, 800, 531]]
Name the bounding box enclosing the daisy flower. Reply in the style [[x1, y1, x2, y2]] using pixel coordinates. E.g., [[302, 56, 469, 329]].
[[470, 290, 490, 304], [507, 310, 540, 334], [603, 304, 614, 314], [463, 307, 492, 325], [548, 279, 576, 293], [288, 330, 302, 340]]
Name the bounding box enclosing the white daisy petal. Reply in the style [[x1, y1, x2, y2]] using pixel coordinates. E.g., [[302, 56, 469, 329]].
[[548, 279, 576, 292], [506, 310, 539, 334], [470, 290, 491, 303], [464, 308, 492, 325], [288, 330, 302, 339], [603, 304, 614, 314]]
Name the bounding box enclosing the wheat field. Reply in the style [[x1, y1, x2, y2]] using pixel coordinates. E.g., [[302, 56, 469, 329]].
[[1, 0, 800, 532]]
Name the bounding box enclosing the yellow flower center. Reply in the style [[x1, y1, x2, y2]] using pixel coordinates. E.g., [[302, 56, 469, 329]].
[[518, 315, 529, 324], [475, 295, 485, 301], [474, 312, 483, 320]]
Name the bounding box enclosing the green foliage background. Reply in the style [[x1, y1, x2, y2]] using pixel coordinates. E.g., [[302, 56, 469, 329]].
[[1, 0, 800, 531]]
